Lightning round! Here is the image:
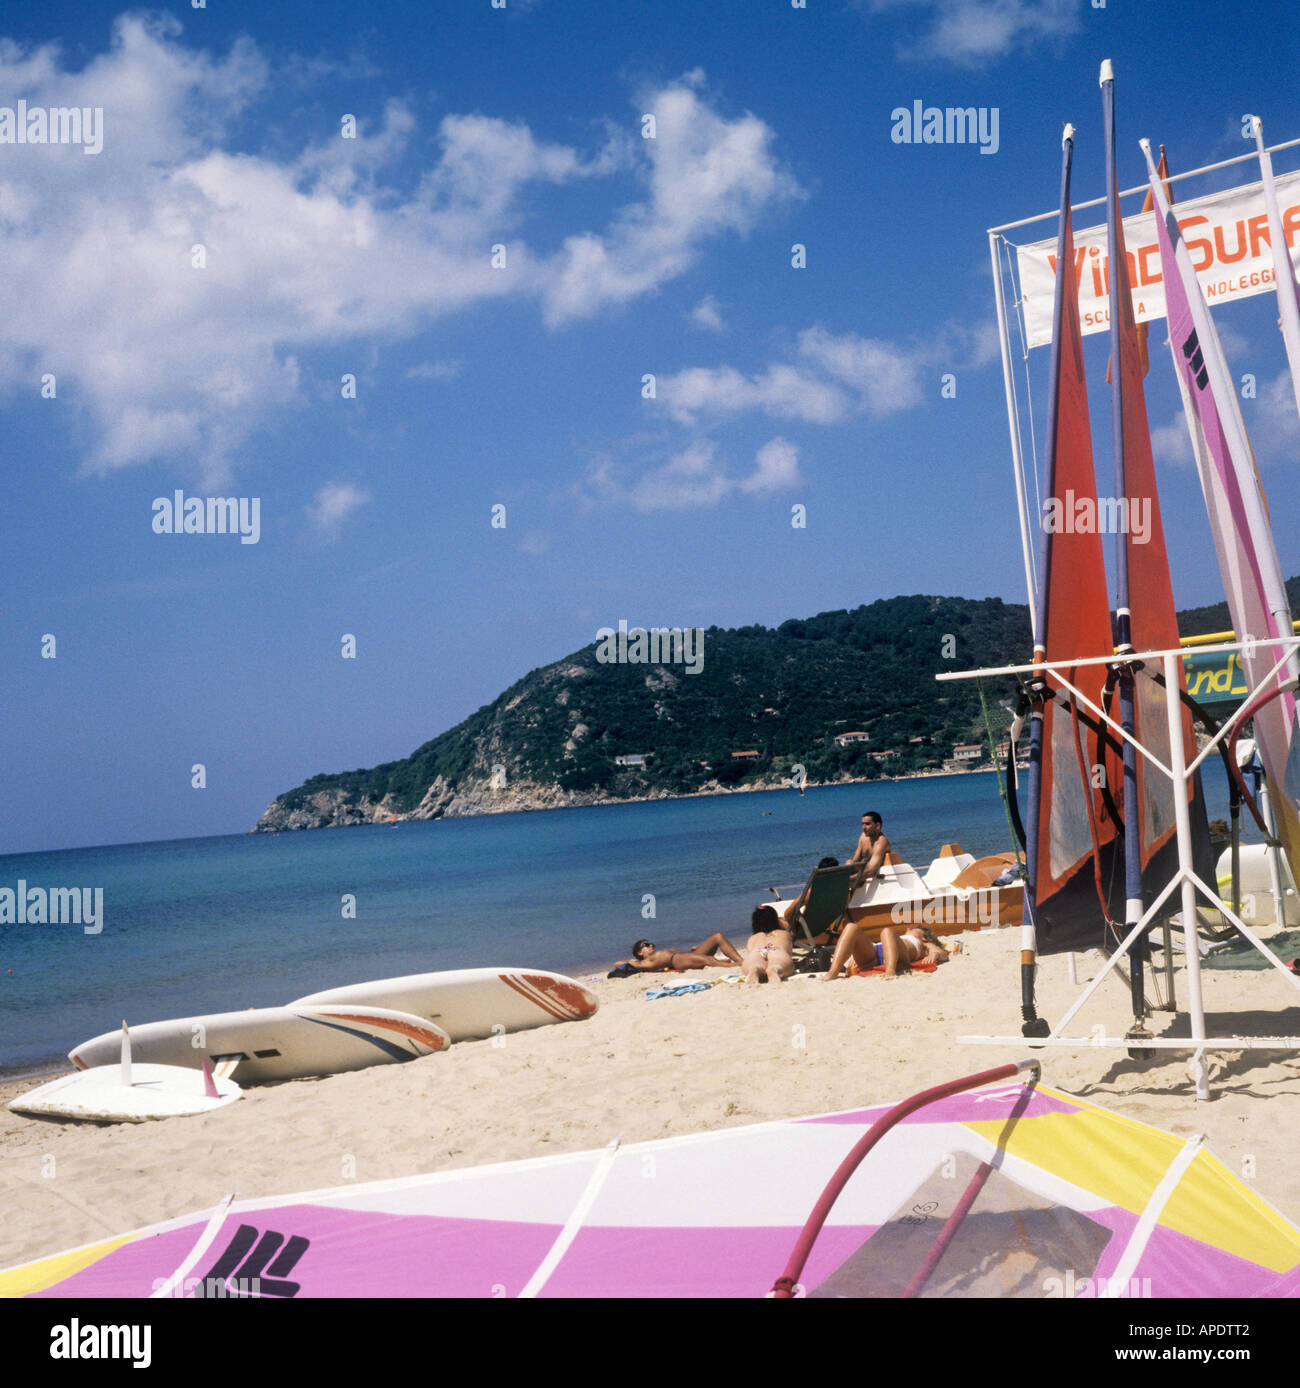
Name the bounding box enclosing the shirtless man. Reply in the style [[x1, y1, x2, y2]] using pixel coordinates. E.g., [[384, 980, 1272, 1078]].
[[615, 932, 744, 972], [742, 905, 795, 985], [850, 810, 893, 882]]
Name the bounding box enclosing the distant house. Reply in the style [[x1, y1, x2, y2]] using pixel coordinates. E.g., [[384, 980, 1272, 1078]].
[[614, 754, 650, 767], [871, 749, 900, 762], [952, 743, 983, 763], [730, 750, 760, 760], [834, 731, 871, 747]]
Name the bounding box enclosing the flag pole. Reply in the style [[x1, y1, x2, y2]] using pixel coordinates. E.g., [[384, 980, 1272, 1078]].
[[1017, 123, 1080, 1039], [1102, 60, 1151, 1044], [989, 229, 1040, 633], [1249, 115, 1300, 427]]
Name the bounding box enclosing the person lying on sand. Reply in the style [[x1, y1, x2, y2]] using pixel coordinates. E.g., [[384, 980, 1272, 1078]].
[[614, 933, 745, 973], [821, 922, 948, 981], [742, 906, 795, 985]]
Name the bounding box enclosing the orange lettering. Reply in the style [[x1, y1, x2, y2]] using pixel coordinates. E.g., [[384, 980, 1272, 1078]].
[[1214, 218, 1249, 265], [1136, 241, 1162, 286], [1283, 202, 1300, 250], [1179, 214, 1212, 272], [1247, 212, 1269, 259]]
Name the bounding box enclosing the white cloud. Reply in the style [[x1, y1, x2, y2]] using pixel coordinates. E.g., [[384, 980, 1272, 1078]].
[[1251, 368, 1300, 465], [857, 0, 1081, 67], [1216, 322, 1250, 362], [578, 437, 803, 512], [541, 78, 801, 326], [1150, 411, 1193, 466], [657, 363, 850, 425], [0, 21, 792, 482], [1150, 371, 1300, 474], [308, 481, 370, 538], [689, 295, 725, 331], [798, 327, 926, 415], [656, 320, 995, 426], [739, 437, 804, 495]]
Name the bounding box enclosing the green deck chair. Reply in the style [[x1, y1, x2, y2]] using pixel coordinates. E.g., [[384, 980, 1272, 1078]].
[[780, 862, 870, 950]]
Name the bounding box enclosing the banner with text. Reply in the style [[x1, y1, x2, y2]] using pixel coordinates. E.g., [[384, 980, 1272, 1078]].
[[1017, 168, 1300, 349]]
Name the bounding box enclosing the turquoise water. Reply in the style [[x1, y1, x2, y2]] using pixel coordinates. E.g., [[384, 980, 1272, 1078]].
[[0, 771, 1236, 1074]]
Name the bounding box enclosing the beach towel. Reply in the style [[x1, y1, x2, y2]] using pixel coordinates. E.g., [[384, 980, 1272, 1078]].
[[850, 960, 939, 977], [644, 983, 712, 1000]]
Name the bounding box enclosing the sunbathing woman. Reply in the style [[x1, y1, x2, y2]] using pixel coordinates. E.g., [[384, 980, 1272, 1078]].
[[615, 933, 745, 972], [821, 921, 948, 980], [742, 905, 795, 985]]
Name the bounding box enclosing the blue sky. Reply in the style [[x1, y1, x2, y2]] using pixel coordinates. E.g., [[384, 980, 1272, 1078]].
[[4, 1, 1300, 853]]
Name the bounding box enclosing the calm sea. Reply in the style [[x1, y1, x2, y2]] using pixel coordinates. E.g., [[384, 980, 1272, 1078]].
[[0, 771, 1235, 1075]]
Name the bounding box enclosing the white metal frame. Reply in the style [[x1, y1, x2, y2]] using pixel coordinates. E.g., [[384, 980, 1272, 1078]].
[[986, 133, 1300, 623], [938, 638, 1300, 1099]]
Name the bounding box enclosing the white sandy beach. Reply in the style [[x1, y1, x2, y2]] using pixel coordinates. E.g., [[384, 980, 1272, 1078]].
[[3, 923, 1299, 1276]]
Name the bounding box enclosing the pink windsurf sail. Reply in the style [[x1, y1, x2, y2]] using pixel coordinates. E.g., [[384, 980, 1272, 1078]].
[[1143, 138, 1300, 887]]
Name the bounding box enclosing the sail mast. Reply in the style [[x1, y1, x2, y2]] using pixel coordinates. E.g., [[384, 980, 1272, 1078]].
[[1018, 123, 1118, 1027], [1101, 60, 1148, 1024], [1249, 116, 1300, 426]]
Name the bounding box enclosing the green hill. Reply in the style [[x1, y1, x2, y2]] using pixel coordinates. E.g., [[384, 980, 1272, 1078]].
[[253, 585, 1292, 831]]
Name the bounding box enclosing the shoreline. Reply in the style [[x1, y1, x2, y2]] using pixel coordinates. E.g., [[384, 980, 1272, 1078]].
[[4, 923, 1299, 1277], [252, 765, 1007, 835]]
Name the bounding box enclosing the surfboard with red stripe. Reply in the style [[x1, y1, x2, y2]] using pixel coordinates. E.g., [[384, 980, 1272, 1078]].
[[69, 1004, 450, 1085], [293, 967, 598, 1041]]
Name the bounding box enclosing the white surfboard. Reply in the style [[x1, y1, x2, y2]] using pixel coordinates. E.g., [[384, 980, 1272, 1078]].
[[10, 1062, 242, 1123], [69, 1004, 451, 1084], [291, 967, 599, 1041]]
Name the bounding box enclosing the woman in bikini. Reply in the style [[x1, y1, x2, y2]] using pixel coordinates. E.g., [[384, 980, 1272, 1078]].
[[821, 922, 948, 980], [616, 932, 745, 972], [742, 905, 795, 985]]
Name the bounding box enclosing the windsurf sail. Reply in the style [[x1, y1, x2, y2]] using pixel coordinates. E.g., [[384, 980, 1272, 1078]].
[[1101, 67, 1209, 1007], [1020, 125, 1122, 969], [1250, 116, 1300, 427], [8, 1073, 1300, 1298], [1142, 138, 1300, 888]]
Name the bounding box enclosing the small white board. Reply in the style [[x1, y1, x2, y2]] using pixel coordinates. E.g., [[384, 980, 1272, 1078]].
[[9, 1063, 242, 1123], [292, 966, 599, 1041], [69, 1004, 451, 1084]]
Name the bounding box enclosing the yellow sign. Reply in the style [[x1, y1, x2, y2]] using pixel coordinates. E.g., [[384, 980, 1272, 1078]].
[[1183, 649, 1249, 707]]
